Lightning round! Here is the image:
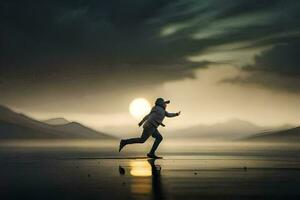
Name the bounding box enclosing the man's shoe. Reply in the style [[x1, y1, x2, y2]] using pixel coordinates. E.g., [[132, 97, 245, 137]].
[[119, 140, 126, 152], [147, 153, 162, 159]]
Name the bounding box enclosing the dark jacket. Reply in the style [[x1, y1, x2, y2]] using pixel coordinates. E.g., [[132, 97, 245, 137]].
[[139, 105, 177, 128]]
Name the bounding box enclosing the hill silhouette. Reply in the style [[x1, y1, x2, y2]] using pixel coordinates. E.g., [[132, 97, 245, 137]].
[[244, 126, 300, 142], [43, 118, 70, 125], [0, 105, 116, 140]]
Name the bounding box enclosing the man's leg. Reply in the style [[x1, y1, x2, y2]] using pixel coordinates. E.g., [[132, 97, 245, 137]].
[[119, 128, 151, 152], [124, 132, 149, 144], [149, 129, 163, 156]]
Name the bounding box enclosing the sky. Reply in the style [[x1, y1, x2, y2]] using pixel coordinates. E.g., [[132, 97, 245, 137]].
[[1, 0, 300, 133]]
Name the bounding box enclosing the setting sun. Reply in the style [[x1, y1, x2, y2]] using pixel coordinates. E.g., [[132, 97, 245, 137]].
[[129, 98, 151, 119]]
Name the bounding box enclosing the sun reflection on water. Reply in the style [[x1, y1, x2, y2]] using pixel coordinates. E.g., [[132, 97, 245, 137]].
[[130, 160, 152, 177]]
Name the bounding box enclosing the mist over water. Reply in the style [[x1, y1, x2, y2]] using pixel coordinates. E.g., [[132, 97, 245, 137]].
[[1, 139, 299, 159]]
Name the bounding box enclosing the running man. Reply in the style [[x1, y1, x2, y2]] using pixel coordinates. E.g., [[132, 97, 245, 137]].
[[119, 98, 181, 158]]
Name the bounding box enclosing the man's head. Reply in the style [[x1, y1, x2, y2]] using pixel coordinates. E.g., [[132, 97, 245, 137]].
[[155, 98, 170, 109]]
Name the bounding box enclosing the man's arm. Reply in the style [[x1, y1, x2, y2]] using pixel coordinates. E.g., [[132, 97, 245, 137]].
[[165, 111, 181, 117], [138, 114, 150, 126]]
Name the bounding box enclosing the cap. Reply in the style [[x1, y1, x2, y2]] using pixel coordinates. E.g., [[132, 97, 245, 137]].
[[155, 98, 170, 107]]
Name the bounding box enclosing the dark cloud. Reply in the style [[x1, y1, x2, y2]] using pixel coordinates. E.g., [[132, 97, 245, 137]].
[[220, 69, 300, 94], [0, 1, 201, 85], [1, 0, 300, 112], [166, 0, 300, 93], [221, 40, 300, 93], [246, 41, 300, 75]]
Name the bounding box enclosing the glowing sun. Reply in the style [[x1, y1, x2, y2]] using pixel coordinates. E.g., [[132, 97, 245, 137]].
[[129, 98, 151, 119]]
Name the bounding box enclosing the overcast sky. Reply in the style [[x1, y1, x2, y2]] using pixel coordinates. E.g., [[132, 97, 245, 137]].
[[1, 0, 300, 132]]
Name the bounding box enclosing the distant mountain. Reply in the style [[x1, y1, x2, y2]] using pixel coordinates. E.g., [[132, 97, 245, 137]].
[[43, 118, 70, 125], [168, 119, 272, 141], [0, 105, 116, 140], [244, 126, 300, 142], [52, 122, 116, 139]]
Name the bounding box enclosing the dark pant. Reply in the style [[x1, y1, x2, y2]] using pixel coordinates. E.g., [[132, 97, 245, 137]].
[[123, 125, 163, 154]]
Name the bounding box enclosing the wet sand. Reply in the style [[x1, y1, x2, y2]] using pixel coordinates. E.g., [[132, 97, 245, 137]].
[[1, 142, 300, 199]]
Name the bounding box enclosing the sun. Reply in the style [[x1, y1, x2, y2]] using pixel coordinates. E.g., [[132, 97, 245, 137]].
[[129, 98, 151, 119]]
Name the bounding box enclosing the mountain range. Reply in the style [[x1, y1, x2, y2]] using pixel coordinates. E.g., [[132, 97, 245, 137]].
[[168, 119, 275, 141], [105, 119, 293, 141], [0, 104, 298, 142], [244, 126, 300, 142], [0, 105, 116, 140]]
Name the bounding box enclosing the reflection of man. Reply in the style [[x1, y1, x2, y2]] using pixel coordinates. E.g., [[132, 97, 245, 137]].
[[148, 159, 164, 200], [118, 159, 164, 200], [119, 98, 181, 158]]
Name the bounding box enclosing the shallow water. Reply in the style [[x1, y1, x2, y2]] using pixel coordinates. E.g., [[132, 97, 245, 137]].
[[1, 141, 300, 199]]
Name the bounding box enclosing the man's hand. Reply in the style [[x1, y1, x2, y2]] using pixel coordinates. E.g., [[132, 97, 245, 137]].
[[177, 111, 181, 116]]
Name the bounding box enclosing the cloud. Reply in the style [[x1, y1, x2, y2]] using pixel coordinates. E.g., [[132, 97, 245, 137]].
[[221, 38, 300, 93], [246, 41, 300, 75], [1, 1, 210, 91]]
